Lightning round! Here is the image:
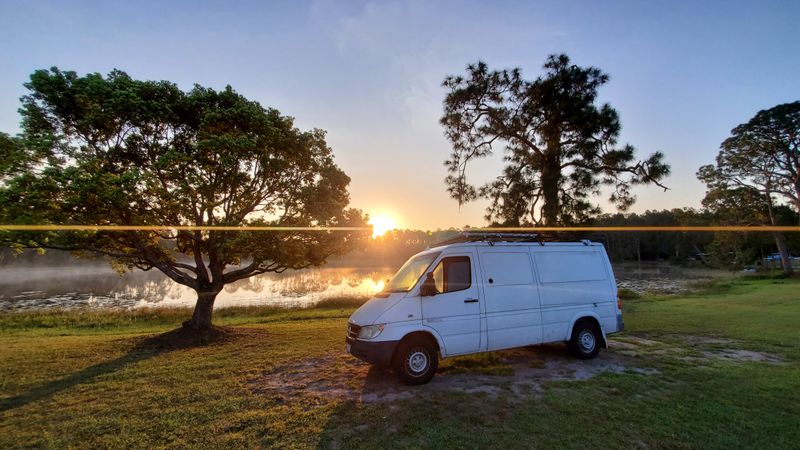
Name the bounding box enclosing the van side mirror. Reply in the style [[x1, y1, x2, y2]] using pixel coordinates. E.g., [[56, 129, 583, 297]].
[[419, 273, 437, 297]]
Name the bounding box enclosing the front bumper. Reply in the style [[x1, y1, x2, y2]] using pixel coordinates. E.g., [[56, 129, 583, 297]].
[[346, 337, 398, 367]]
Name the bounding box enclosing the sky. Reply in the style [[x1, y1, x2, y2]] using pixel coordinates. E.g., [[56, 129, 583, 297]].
[[1, 0, 798, 230]]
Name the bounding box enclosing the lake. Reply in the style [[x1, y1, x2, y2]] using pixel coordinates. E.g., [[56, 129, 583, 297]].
[[0, 261, 729, 312], [0, 265, 393, 312]]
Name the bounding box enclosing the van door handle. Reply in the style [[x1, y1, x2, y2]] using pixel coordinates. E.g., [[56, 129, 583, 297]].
[[464, 298, 479, 303]]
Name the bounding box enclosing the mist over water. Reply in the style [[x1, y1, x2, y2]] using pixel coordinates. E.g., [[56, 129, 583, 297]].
[[0, 259, 729, 312], [0, 264, 393, 312]]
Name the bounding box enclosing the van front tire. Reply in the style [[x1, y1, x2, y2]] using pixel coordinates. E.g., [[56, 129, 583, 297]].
[[568, 321, 601, 359], [393, 338, 438, 385]]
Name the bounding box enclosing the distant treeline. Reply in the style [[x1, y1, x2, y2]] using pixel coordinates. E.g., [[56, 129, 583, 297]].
[[591, 208, 799, 268], [3, 207, 798, 271], [338, 208, 799, 270]]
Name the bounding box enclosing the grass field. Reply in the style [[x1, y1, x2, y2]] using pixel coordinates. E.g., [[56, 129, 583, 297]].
[[1, 278, 799, 449]]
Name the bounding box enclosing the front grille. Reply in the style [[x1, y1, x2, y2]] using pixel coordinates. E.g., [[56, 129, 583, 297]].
[[347, 323, 362, 340]]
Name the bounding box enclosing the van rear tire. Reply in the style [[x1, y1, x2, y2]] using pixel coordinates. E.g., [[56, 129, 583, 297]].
[[568, 321, 601, 359], [393, 338, 438, 385]]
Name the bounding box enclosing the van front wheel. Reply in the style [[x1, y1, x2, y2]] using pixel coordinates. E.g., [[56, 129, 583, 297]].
[[393, 338, 438, 385], [568, 322, 601, 359]]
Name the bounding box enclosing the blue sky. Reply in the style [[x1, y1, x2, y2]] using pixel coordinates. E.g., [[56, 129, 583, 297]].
[[1, 0, 798, 229]]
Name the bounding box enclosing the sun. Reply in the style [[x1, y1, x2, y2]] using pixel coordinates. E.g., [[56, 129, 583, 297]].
[[369, 213, 399, 238]]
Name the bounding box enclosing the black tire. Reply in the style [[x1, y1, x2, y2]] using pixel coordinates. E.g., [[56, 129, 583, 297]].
[[568, 321, 601, 360], [393, 337, 438, 385]]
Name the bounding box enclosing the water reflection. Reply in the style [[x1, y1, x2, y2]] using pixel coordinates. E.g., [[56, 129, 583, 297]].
[[0, 265, 392, 312], [0, 261, 728, 312], [613, 262, 728, 294]]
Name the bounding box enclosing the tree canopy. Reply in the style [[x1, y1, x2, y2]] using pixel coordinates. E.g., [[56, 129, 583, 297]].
[[440, 54, 670, 226], [698, 101, 800, 274], [698, 101, 800, 213], [0, 68, 367, 328]]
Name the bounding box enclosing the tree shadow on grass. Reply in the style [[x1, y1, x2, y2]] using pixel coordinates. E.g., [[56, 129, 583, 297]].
[[0, 325, 245, 413]]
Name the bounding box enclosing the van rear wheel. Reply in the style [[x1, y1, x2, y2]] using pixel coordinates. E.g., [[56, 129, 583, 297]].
[[393, 338, 438, 385], [568, 321, 601, 359]]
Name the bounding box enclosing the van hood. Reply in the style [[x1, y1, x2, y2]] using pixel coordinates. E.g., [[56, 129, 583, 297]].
[[349, 292, 408, 325]]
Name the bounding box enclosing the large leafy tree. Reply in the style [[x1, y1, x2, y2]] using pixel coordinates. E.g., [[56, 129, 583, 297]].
[[440, 54, 670, 226], [698, 101, 800, 274], [0, 68, 367, 329]]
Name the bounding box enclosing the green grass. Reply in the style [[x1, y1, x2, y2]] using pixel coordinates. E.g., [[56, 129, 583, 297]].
[[625, 278, 800, 358], [1, 278, 799, 449], [0, 303, 359, 335]]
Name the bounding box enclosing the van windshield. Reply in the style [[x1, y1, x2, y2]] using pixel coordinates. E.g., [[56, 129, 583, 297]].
[[384, 252, 441, 293]]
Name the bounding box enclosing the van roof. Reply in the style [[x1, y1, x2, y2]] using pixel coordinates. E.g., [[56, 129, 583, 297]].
[[426, 240, 604, 252], [426, 231, 606, 250]]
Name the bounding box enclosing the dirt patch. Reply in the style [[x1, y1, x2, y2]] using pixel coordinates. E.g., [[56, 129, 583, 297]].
[[675, 348, 785, 365], [249, 344, 657, 404], [250, 353, 416, 404], [701, 349, 784, 363], [680, 335, 736, 346], [675, 335, 784, 364], [624, 336, 662, 346], [248, 334, 784, 404], [613, 334, 784, 365]]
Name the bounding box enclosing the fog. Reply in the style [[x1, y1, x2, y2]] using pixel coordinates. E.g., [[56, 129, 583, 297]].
[[0, 254, 731, 312], [0, 261, 393, 312]]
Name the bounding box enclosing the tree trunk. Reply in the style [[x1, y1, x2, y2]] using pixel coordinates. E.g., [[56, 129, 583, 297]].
[[184, 290, 220, 330], [772, 232, 794, 275], [765, 191, 793, 275], [636, 237, 642, 264], [793, 176, 800, 214], [540, 151, 561, 226], [692, 243, 709, 266]]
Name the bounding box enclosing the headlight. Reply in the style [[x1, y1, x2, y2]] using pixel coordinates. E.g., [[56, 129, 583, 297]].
[[358, 324, 385, 340]]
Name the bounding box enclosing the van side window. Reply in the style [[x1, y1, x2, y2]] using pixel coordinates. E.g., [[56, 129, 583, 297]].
[[431, 256, 471, 293]]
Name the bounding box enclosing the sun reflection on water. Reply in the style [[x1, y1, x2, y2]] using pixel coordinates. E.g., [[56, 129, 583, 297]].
[[0, 266, 396, 311]]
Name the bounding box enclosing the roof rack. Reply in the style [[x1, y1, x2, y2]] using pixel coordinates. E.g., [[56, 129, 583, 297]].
[[430, 231, 609, 248], [429, 232, 537, 247]]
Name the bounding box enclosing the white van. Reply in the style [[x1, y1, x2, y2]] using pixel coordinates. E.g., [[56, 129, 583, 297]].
[[346, 233, 623, 384]]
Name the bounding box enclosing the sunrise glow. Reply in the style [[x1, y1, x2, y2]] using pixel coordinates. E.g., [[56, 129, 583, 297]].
[[369, 213, 400, 238]]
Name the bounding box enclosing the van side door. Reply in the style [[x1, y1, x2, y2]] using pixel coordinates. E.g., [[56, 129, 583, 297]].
[[533, 248, 616, 343], [477, 248, 543, 351], [420, 250, 482, 356]]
